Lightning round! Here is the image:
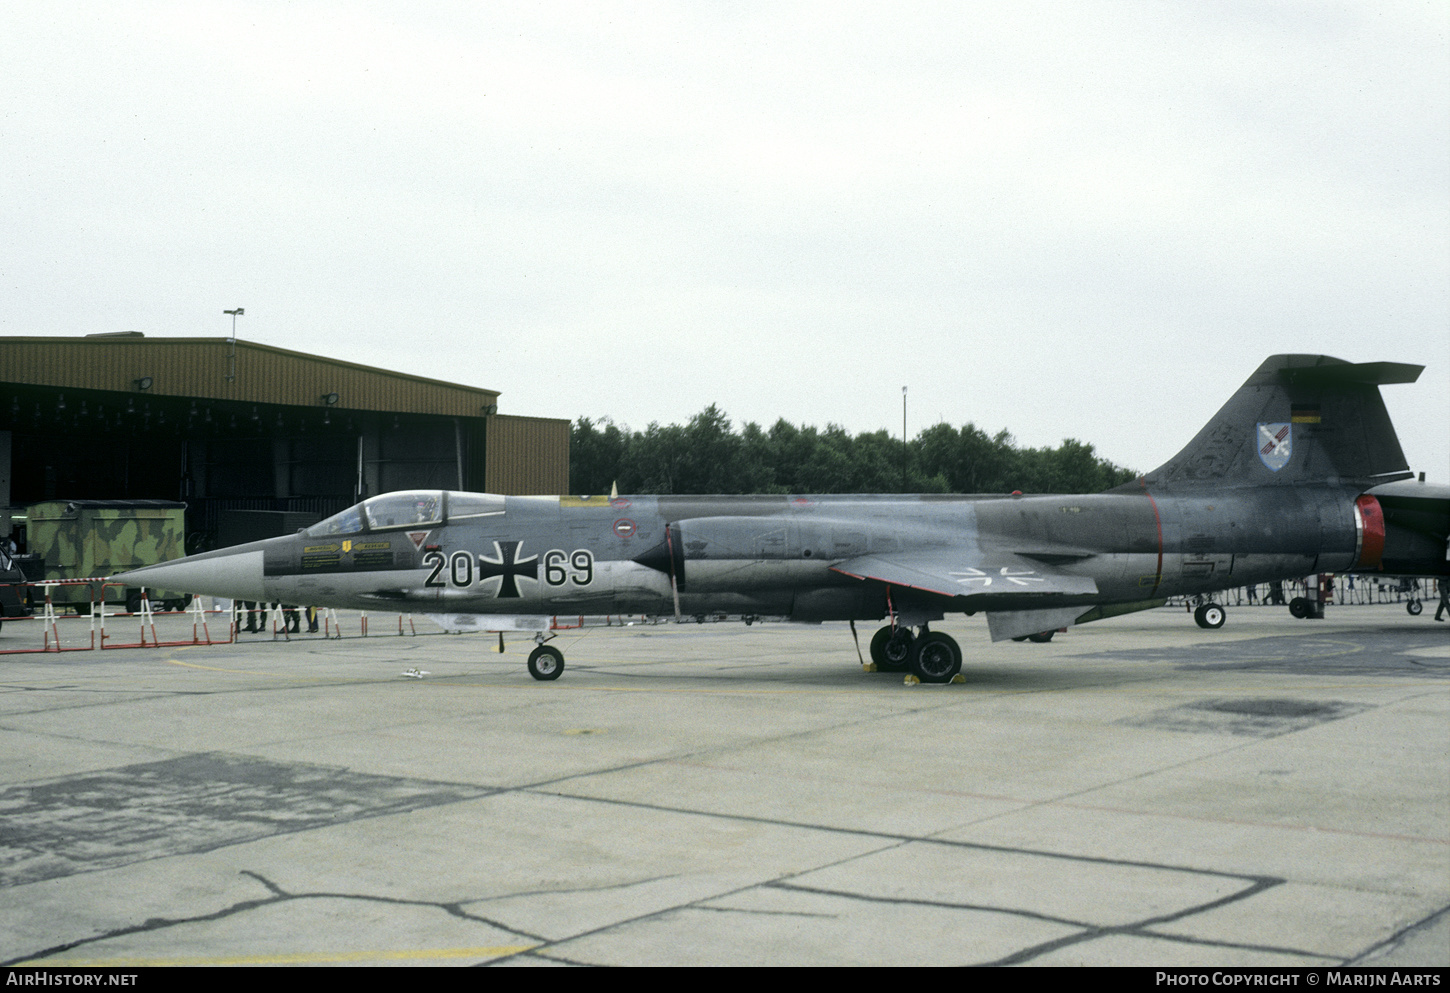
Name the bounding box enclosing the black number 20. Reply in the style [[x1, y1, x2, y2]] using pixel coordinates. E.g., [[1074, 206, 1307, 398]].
[[423, 550, 446, 588]]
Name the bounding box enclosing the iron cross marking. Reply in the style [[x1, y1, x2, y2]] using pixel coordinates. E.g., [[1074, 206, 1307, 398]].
[[478, 541, 539, 598]]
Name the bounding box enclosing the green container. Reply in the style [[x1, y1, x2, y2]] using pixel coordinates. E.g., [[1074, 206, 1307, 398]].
[[25, 500, 188, 612]]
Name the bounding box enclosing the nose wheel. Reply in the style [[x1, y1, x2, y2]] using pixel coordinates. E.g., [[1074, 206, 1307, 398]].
[[1193, 602, 1226, 629], [527, 644, 565, 680]]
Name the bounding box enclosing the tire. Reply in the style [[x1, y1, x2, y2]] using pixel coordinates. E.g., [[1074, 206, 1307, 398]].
[[125, 592, 143, 614], [1407, 599, 1423, 616], [1197, 603, 1226, 629], [1026, 631, 1055, 643], [1288, 597, 1311, 619], [527, 645, 565, 681], [910, 632, 962, 684], [869, 626, 914, 671]]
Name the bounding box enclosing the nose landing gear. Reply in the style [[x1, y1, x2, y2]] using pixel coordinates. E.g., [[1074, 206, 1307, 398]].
[[527, 643, 565, 680]]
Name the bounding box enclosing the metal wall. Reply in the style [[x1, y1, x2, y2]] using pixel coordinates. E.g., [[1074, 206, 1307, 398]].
[[485, 415, 571, 495], [0, 337, 500, 416], [1, 337, 573, 548]]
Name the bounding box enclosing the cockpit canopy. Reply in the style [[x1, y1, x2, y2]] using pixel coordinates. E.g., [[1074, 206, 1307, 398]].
[[305, 491, 505, 537]]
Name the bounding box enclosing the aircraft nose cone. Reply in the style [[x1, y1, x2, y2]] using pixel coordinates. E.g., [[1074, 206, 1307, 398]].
[[111, 547, 267, 603]]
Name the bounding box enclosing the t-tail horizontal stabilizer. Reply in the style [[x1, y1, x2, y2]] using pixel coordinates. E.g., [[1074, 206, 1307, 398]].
[[1123, 355, 1421, 490]]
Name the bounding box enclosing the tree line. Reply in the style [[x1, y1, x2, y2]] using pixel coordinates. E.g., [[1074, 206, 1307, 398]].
[[571, 405, 1137, 496]]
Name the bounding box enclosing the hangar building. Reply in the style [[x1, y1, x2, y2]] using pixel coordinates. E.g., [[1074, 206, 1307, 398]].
[[0, 334, 570, 549]]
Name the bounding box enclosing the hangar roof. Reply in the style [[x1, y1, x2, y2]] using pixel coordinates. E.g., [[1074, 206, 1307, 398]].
[[0, 335, 501, 418]]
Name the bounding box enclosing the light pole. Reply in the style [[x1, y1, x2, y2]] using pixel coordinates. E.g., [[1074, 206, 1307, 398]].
[[223, 308, 243, 381], [901, 385, 908, 492]]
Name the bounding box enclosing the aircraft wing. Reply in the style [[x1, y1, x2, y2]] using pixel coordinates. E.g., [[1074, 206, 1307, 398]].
[[830, 549, 1099, 600]]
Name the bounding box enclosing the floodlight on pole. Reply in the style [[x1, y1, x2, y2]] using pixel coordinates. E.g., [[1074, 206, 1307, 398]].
[[223, 308, 244, 381], [223, 308, 244, 341]]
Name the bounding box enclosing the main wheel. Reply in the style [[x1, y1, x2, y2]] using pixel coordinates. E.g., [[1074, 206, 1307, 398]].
[[1194, 603, 1226, 629], [1407, 599, 1423, 616], [910, 632, 962, 683], [1288, 597, 1311, 619], [869, 625, 914, 671], [527, 645, 565, 681], [1026, 630, 1055, 643]]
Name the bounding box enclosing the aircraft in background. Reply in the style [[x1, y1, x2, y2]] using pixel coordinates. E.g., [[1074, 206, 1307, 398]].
[[115, 354, 1447, 682]]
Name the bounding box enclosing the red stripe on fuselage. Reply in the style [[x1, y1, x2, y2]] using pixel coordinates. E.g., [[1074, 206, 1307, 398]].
[[1141, 481, 1164, 596]]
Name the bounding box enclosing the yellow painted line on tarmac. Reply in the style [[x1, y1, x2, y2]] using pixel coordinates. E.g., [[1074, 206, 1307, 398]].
[[19, 944, 539, 967]]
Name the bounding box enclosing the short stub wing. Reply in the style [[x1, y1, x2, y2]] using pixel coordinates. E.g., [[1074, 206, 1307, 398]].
[[832, 550, 1101, 641], [831, 549, 1098, 599]]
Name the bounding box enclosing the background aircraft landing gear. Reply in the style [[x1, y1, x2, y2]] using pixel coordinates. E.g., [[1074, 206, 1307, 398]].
[[1012, 630, 1056, 643], [1193, 603, 1226, 629], [909, 630, 962, 684], [1407, 598, 1423, 616], [527, 644, 565, 681], [869, 625, 914, 671], [1288, 597, 1323, 620]]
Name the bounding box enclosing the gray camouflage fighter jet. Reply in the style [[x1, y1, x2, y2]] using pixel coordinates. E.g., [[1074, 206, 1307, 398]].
[[114, 354, 1448, 682]]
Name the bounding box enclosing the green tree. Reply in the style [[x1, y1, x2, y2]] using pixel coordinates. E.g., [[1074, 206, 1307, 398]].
[[571, 408, 1133, 495]]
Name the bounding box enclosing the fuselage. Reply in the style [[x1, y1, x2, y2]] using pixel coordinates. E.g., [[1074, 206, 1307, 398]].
[[125, 484, 1382, 622]]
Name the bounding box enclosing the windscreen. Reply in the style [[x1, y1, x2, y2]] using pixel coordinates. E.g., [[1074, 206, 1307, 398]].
[[362, 491, 444, 530], [306, 505, 364, 537]]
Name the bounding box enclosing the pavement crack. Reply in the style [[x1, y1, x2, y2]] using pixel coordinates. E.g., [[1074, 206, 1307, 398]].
[[4, 871, 549, 965]]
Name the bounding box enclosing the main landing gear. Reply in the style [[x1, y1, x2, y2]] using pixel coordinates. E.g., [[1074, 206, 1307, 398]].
[[868, 624, 962, 683]]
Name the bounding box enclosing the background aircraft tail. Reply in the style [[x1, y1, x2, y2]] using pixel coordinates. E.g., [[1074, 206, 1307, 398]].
[[1128, 354, 1421, 490]]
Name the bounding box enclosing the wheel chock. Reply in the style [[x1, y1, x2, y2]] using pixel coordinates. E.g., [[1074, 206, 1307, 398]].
[[861, 661, 877, 672], [903, 674, 920, 686], [950, 673, 966, 684]]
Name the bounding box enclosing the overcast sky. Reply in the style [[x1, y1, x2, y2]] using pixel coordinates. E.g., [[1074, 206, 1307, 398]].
[[3, 1, 1446, 481]]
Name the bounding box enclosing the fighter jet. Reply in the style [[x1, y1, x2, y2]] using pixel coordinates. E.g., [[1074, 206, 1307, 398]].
[[114, 354, 1446, 682]]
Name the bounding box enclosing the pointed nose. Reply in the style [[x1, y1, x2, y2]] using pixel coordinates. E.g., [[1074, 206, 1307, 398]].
[[111, 546, 267, 602]]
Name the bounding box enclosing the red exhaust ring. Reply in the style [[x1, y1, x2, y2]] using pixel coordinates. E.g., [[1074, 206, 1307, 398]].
[[1353, 495, 1385, 570]]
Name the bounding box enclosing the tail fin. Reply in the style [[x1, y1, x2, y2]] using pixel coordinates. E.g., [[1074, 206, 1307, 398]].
[[1129, 355, 1421, 490]]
